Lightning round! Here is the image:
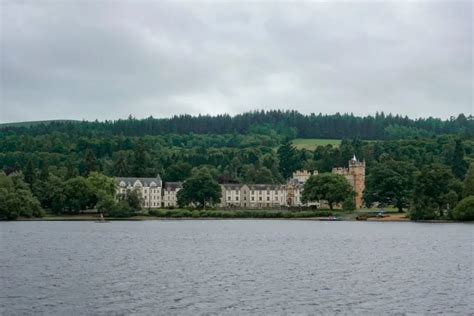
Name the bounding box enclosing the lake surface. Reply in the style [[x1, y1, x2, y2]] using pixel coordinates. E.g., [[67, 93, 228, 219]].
[[0, 220, 472, 315]]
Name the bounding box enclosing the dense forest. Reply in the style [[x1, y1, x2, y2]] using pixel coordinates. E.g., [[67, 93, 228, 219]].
[[0, 111, 473, 220], [2, 111, 472, 139]]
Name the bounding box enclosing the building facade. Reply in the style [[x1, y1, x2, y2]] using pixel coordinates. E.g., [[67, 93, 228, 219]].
[[115, 156, 365, 209], [219, 184, 288, 208], [162, 182, 183, 207], [116, 175, 165, 209]]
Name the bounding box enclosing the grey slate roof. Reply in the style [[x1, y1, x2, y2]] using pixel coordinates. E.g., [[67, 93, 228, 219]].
[[116, 174, 162, 187], [221, 183, 245, 190], [247, 184, 285, 190], [164, 182, 183, 191]]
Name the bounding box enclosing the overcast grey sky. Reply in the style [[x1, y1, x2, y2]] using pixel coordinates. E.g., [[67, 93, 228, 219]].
[[1, 0, 472, 123]]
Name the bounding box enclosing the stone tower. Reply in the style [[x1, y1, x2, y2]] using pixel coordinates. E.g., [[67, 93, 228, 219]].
[[332, 155, 366, 208], [348, 155, 365, 209]]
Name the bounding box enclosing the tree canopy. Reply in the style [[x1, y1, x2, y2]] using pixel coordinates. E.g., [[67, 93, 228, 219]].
[[364, 160, 418, 212], [302, 173, 354, 210], [177, 171, 222, 209]]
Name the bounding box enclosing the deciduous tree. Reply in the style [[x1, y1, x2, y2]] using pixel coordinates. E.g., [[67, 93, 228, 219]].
[[302, 173, 354, 210]]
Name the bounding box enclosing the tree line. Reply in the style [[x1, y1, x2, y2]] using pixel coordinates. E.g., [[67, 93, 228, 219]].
[[2, 111, 472, 139], [0, 113, 473, 220]]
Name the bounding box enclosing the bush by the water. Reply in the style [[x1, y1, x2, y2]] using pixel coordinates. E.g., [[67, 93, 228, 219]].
[[342, 198, 356, 211], [451, 196, 474, 221]]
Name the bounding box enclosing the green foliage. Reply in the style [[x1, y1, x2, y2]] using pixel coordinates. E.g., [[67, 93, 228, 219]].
[[96, 194, 117, 215], [302, 173, 354, 210], [164, 161, 192, 181], [342, 197, 356, 211], [411, 164, 455, 220], [113, 153, 130, 177], [384, 124, 432, 139], [0, 172, 44, 220], [277, 138, 302, 179], [2, 111, 471, 139], [23, 159, 35, 185], [450, 139, 468, 180], [106, 201, 134, 218], [177, 171, 221, 208], [124, 190, 143, 211], [88, 172, 116, 197], [84, 149, 98, 176], [363, 160, 418, 212], [463, 163, 474, 198], [63, 176, 95, 212], [451, 196, 474, 221], [0, 111, 472, 221]]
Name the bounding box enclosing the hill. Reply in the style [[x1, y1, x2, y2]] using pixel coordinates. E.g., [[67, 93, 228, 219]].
[[0, 120, 79, 128]]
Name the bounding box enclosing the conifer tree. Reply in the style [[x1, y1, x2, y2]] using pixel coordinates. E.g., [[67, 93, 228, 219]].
[[277, 138, 301, 179], [463, 163, 474, 198], [84, 149, 98, 176], [23, 159, 35, 185], [451, 139, 468, 180]]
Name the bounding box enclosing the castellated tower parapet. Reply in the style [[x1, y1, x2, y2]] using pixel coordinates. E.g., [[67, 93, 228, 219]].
[[332, 155, 366, 208]]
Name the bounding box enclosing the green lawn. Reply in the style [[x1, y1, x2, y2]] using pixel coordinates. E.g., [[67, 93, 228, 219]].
[[292, 138, 341, 150]]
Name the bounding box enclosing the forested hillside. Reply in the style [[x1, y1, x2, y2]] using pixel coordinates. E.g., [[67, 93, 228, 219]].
[[1, 111, 473, 220], [2, 111, 472, 139]]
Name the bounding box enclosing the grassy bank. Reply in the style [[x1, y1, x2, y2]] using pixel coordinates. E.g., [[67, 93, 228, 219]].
[[147, 209, 333, 219], [12, 207, 413, 222]]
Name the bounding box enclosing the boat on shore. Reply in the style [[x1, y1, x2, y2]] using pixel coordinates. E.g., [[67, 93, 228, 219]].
[[319, 216, 341, 221]]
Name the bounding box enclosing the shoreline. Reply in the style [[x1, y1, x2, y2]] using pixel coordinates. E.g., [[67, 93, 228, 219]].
[[7, 212, 471, 223], [9, 214, 468, 223]]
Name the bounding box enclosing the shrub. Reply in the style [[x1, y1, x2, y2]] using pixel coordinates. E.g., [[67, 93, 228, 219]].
[[342, 198, 356, 211], [451, 196, 474, 221], [107, 208, 133, 218]]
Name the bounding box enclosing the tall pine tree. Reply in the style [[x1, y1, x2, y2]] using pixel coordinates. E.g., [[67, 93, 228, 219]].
[[451, 139, 468, 180], [113, 154, 130, 176], [277, 139, 301, 179], [23, 159, 36, 186], [84, 149, 98, 176]]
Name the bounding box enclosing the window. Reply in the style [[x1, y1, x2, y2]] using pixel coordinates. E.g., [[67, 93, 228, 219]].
[[267, 197, 270, 201], [259, 197, 262, 201], [236, 197, 239, 201], [228, 197, 231, 201], [252, 197, 255, 201]]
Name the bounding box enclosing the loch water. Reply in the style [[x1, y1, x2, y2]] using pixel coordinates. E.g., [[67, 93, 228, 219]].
[[0, 220, 472, 314]]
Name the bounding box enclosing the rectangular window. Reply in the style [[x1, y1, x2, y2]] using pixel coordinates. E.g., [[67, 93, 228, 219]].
[[267, 197, 270, 201], [259, 197, 262, 201], [236, 197, 239, 201], [228, 197, 231, 201]]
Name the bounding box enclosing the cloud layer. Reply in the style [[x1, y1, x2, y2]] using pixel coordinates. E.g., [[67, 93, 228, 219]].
[[1, 1, 472, 123]]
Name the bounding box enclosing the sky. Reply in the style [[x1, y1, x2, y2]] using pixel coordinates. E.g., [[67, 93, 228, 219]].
[[1, 0, 472, 123]]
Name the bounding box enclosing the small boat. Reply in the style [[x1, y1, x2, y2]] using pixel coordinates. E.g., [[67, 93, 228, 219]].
[[319, 216, 341, 221]]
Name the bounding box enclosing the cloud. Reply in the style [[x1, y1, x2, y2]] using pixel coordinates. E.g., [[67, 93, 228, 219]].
[[0, 0, 472, 123]]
